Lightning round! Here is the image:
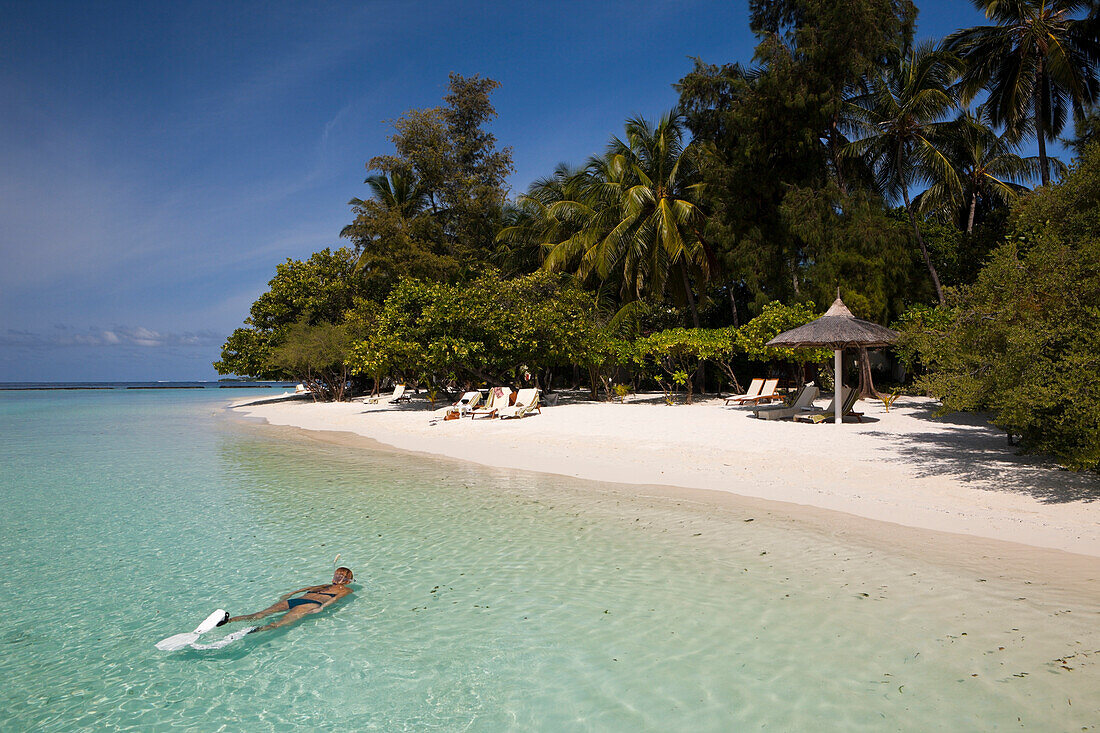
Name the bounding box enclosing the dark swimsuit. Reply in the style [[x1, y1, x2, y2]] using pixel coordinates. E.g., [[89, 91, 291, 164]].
[[286, 588, 338, 609]]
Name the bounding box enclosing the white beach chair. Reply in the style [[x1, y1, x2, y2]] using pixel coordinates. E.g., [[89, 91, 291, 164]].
[[470, 387, 512, 419], [445, 390, 482, 419], [753, 384, 820, 421], [497, 388, 541, 419], [369, 384, 409, 404], [792, 386, 842, 422], [793, 386, 863, 424]]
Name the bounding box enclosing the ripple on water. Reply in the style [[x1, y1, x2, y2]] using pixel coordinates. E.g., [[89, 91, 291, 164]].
[[0, 390, 1097, 731]]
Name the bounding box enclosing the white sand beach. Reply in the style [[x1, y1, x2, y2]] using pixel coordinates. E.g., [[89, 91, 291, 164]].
[[234, 393, 1100, 559]]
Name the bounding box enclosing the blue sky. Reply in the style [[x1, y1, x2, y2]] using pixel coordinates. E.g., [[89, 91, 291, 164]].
[[0, 0, 1039, 380]]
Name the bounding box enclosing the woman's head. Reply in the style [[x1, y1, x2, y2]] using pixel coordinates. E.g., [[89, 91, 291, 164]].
[[333, 566, 353, 584]]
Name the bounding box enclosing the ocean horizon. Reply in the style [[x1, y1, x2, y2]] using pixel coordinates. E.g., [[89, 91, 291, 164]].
[[0, 380, 297, 390]]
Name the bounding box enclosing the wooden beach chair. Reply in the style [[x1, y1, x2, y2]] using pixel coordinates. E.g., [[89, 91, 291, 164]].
[[725, 378, 764, 405], [753, 384, 819, 421], [470, 387, 512, 419], [498, 388, 541, 419], [738, 378, 782, 405]]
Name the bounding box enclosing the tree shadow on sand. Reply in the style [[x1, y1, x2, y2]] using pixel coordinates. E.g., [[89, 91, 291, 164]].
[[865, 403, 1100, 504]]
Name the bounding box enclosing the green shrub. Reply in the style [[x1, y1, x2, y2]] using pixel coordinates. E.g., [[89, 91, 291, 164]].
[[348, 271, 598, 392], [635, 327, 736, 404], [906, 145, 1100, 471]]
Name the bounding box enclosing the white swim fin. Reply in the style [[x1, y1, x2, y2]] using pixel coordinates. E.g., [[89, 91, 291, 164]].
[[155, 609, 228, 651], [189, 626, 256, 649]]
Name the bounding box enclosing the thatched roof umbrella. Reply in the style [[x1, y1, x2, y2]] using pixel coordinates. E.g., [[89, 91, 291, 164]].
[[766, 296, 898, 426]]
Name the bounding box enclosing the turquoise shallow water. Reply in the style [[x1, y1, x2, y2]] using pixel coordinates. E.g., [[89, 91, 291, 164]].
[[1, 390, 1097, 730]]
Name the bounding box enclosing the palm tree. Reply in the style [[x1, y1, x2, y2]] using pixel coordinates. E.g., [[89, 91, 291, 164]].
[[540, 153, 629, 291], [916, 110, 1047, 232], [846, 40, 961, 304], [495, 164, 586, 273], [945, 0, 1100, 186], [543, 112, 711, 326], [341, 171, 432, 277], [348, 171, 427, 222]]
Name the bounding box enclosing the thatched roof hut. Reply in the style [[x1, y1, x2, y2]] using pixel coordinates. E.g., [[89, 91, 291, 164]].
[[766, 297, 898, 350], [766, 297, 898, 425]]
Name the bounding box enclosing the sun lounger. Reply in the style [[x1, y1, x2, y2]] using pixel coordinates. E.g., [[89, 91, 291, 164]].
[[725, 378, 764, 405], [753, 384, 819, 420], [369, 384, 409, 404], [456, 390, 481, 414], [792, 386, 846, 423], [498, 388, 541, 419], [738, 378, 783, 405], [444, 391, 482, 419], [470, 387, 512, 419], [793, 386, 863, 423]]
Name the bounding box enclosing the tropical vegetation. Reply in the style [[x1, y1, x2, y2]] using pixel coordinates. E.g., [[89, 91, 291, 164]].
[[215, 2, 1100, 470], [896, 143, 1100, 470]]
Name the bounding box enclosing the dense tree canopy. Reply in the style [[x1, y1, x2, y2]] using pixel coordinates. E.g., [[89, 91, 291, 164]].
[[341, 74, 514, 299], [216, 0, 1100, 466], [268, 320, 353, 402], [677, 0, 925, 317], [347, 271, 598, 391], [214, 247, 365, 388]]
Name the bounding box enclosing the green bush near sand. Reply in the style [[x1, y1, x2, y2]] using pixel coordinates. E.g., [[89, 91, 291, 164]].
[[898, 145, 1100, 471], [346, 271, 598, 392]]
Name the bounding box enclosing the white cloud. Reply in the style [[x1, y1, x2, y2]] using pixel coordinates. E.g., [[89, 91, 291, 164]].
[[0, 326, 224, 350]]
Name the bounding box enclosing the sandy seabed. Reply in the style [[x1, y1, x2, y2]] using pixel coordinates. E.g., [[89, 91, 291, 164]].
[[232, 392, 1100, 571]]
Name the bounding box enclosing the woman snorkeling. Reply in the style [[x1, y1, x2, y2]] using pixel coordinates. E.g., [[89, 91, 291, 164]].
[[222, 566, 354, 633]]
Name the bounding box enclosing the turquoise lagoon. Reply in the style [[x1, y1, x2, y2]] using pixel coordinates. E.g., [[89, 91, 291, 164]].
[[1, 389, 1097, 730]]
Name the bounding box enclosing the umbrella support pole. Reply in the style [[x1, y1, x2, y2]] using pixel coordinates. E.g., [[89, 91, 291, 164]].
[[835, 348, 842, 426]]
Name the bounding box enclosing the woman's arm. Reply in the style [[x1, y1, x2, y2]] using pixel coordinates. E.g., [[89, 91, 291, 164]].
[[314, 586, 352, 610], [277, 586, 319, 601]]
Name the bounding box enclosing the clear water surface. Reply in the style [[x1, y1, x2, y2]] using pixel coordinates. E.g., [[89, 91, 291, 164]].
[[1, 389, 1097, 731]]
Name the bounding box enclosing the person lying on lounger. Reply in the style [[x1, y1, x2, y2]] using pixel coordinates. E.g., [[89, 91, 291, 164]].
[[222, 566, 354, 633]]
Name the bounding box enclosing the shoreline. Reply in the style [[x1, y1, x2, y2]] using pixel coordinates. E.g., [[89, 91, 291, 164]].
[[230, 393, 1100, 565]]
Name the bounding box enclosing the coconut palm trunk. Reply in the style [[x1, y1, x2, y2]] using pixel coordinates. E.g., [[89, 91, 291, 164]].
[[1036, 60, 1050, 186], [679, 262, 705, 391], [902, 184, 946, 305], [727, 286, 740, 327], [680, 263, 700, 329]]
